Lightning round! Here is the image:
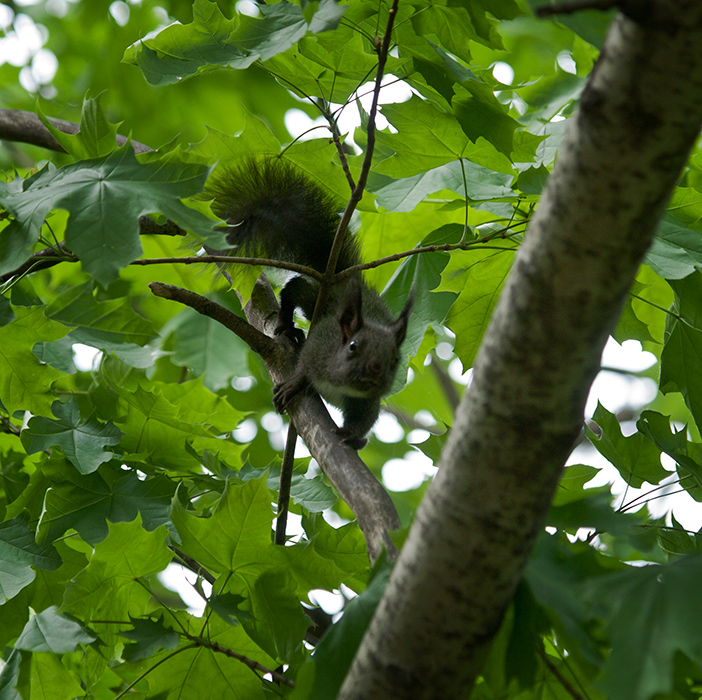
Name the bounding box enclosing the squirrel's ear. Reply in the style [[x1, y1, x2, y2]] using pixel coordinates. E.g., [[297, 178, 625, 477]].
[[393, 293, 414, 346], [338, 280, 364, 341]]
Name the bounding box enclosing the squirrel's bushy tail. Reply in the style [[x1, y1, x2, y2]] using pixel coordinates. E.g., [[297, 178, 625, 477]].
[[206, 158, 360, 273]]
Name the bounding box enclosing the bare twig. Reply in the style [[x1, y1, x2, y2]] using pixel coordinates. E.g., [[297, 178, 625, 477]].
[[0, 244, 77, 287], [170, 547, 216, 586], [0, 414, 21, 437], [310, 0, 400, 328], [536, 0, 618, 16], [0, 243, 323, 288], [197, 639, 295, 687], [382, 405, 443, 435], [148, 282, 276, 361], [337, 236, 521, 279], [275, 423, 298, 546], [430, 354, 461, 412], [537, 648, 587, 700], [134, 254, 322, 280]]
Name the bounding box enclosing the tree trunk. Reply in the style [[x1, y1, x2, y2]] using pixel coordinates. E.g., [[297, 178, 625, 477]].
[[339, 3, 702, 698]]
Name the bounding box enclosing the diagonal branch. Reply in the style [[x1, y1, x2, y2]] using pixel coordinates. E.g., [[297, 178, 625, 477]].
[[244, 278, 401, 563], [150, 278, 401, 563]]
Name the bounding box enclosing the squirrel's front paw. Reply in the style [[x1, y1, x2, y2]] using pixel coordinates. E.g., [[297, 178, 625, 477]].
[[273, 375, 309, 414], [272, 382, 291, 414]]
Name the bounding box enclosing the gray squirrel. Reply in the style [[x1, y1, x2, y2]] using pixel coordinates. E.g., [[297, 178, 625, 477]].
[[206, 158, 413, 449]]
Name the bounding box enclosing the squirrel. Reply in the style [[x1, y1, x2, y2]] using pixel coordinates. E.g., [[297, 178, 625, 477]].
[[205, 158, 413, 449]]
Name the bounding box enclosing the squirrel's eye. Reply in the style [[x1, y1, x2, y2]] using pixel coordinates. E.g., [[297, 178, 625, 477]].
[[348, 340, 357, 354]]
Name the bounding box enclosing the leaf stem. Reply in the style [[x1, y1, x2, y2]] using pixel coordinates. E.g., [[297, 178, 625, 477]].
[[113, 645, 196, 700], [629, 292, 678, 319]]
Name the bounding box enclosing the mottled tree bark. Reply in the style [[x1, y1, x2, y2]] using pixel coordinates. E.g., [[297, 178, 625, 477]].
[[339, 3, 702, 698]]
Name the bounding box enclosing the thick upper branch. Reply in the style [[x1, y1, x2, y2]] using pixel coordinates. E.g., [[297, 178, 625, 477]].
[[340, 3, 702, 698], [0, 109, 151, 154]]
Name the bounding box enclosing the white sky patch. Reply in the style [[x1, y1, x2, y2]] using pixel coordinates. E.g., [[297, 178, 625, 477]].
[[284, 76, 412, 148], [72, 344, 102, 372], [492, 61, 514, 85], [382, 451, 437, 492]]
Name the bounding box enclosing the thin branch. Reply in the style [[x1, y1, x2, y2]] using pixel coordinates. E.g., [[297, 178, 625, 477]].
[[170, 546, 217, 586], [310, 0, 400, 327], [0, 233, 519, 289], [0, 220, 185, 287], [148, 282, 277, 361], [430, 354, 461, 412], [382, 405, 444, 435], [134, 254, 323, 280], [138, 233, 521, 278], [0, 414, 21, 437], [0, 245, 77, 287], [337, 236, 520, 279], [536, 0, 618, 16], [94, 614, 294, 689], [619, 485, 689, 514], [275, 423, 297, 546], [318, 97, 357, 190], [195, 638, 295, 687], [538, 647, 588, 700]]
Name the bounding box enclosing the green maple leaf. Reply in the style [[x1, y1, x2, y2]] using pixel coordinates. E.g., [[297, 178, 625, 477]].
[[22, 399, 123, 474], [0, 513, 61, 603], [124, 0, 346, 85], [0, 144, 213, 284], [585, 403, 669, 488], [61, 518, 172, 647], [37, 462, 175, 545], [594, 555, 702, 700], [119, 615, 179, 662], [0, 305, 68, 417]]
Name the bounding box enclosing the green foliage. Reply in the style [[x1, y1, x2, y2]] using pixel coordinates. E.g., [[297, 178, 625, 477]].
[[0, 1, 701, 699], [0, 145, 215, 283], [21, 400, 123, 475]]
